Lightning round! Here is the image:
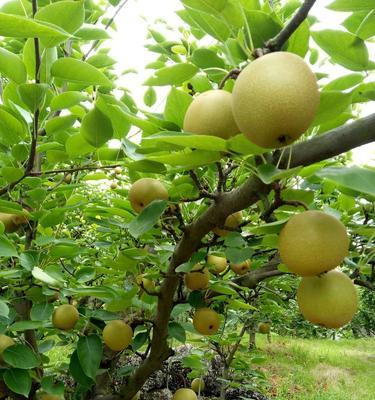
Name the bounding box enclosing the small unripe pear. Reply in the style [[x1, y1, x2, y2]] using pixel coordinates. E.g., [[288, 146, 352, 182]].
[[110, 181, 118, 190], [172, 388, 197, 400], [207, 255, 227, 274], [191, 378, 205, 393], [230, 260, 251, 275], [0, 335, 15, 362]]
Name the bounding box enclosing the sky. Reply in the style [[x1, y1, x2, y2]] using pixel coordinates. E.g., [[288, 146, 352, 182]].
[[108, 0, 374, 165]]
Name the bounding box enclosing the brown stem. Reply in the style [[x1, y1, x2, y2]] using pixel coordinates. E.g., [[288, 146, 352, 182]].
[[264, 0, 317, 53]]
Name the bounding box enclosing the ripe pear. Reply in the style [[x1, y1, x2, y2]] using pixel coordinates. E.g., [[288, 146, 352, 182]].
[[184, 264, 210, 291], [232, 52, 319, 148], [212, 211, 243, 237], [193, 308, 220, 335], [0, 334, 15, 362], [183, 90, 240, 139], [207, 255, 227, 274], [129, 178, 168, 213], [103, 320, 133, 351], [52, 304, 79, 331], [191, 378, 205, 393], [258, 322, 271, 334], [279, 210, 349, 276], [230, 260, 251, 275], [0, 212, 28, 233], [297, 270, 358, 329], [173, 388, 197, 400]]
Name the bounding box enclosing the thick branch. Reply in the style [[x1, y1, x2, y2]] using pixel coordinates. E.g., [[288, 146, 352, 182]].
[[265, 0, 317, 52], [117, 115, 375, 399]]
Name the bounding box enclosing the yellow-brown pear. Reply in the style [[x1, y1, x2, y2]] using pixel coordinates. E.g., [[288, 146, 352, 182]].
[[212, 211, 243, 237], [103, 320, 133, 352], [279, 210, 349, 276], [0, 212, 28, 233], [297, 270, 358, 328], [183, 90, 240, 139], [173, 388, 197, 400], [129, 178, 168, 213], [185, 264, 210, 291], [52, 304, 79, 331], [207, 255, 227, 274], [232, 52, 319, 148], [193, 308, 220, 335], [258, 322, 271, 334], [230, 260, 251, 275]]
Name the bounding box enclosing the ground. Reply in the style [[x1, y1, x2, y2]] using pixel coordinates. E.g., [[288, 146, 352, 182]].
[[254, 335, 375, 400]]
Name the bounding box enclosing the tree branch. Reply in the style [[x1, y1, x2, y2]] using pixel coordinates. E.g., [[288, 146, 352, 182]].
[[265, 0, 317, 52], [118, 113, 375, 399]]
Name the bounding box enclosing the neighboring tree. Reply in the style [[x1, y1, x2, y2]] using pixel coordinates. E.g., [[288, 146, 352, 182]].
[[0, 0, 374, 399]]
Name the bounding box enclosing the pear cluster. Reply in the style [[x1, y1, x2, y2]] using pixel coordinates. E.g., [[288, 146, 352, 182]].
[[278, 210, 357, 328], [183, 52, 319, 149]]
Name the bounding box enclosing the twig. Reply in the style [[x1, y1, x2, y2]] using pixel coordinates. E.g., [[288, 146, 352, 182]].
[[216, 162, 224, 192], [219, 68, 241, 89], [83, 0, 130, 60], [189, 170, 216, 200], [254, 0, 317, 56], [29, 164, 121, 176]]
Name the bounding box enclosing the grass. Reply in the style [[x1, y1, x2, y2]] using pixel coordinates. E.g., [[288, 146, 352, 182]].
[[251, 335, 375, 400]]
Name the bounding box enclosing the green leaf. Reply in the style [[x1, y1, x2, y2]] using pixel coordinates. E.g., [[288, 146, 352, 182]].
[[0, 12, 69, 45], [10, 320, 46, 331], [17, 83, 49, 113], [50, 91, 88, 111], [3, 344, 40, 369], [144, 87, 157, 107], [209, 282, 238, 296], [4, 369, 31, 398], [1, 167, 24, 183], [0, 236, 18, 257], [41, 376, 65, 396], [312, 30, 369, 71], [132, 332, 148, 351], [191, 48, 226, 69], [245, 11, 282, 49], [343, 10, 375, 40], [227, 134, 266, 155], [145, 63, 198, 86], [312, 91, 353, 126], [168, 322, 186, 343], [0, 107, 27, 145], [0, 300, 9, 317], [35, 0, 85, 34], [327, 0, 375, 12], [77, 335, 103, 380], [182, 7, 231, 42], [32, 267, 63, 287], [76, 25, 111, 40], [51, 58, 113, 87], [87, 54, 117, 68], [164, 87, 193, 128], [148, 149, 222, 167], [228, 299, 257, 310], [287, 20, 309, 57], [143, 131, 227, 151], [0, 47, 26, 83], [45, 114, 77, 135], [316, 166, 375, 197], [66, 133, 95, 157], [69, 350, 94, 388], [257, 164, 303, 184], [323, 73, 364, 91], [80, 107, 114, 148], [30, 303, 54, 321], [128, 200, 168, 239]]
